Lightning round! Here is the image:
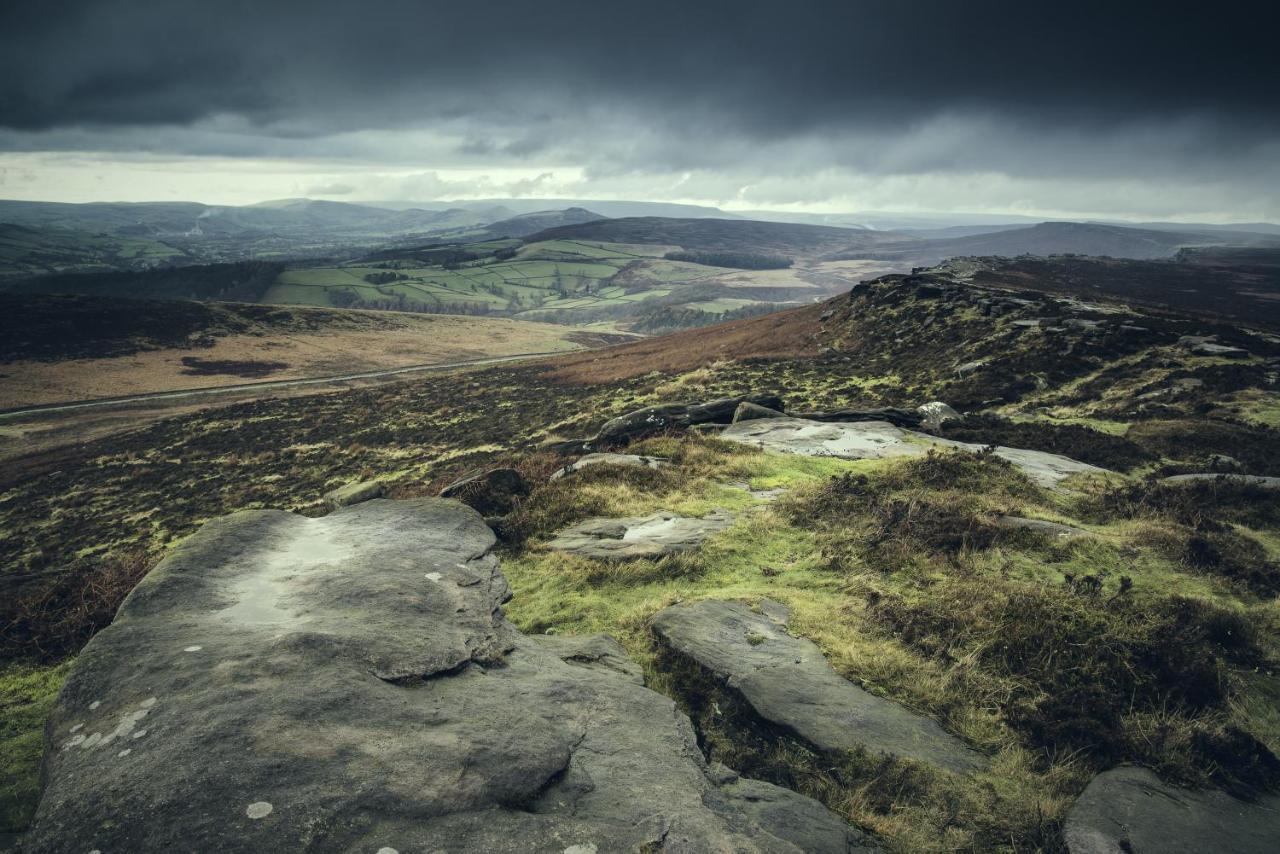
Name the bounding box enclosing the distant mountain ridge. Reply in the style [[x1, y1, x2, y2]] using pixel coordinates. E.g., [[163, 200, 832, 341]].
[[848, 221, 1280, 264], [523, 216, 909, 259]]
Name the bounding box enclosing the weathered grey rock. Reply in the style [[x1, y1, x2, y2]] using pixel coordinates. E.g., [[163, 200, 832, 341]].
[[706, 764, 882, 852], [26, 500, 862, 854], [586, 396, 787, 448], [594, 402, 691, 444], [1162, 473, 1280, 490], [322, 479, 385, 511], [549, 452, 668, 481], [439, 466, 529, 515], [652, 599, 987, 775], [916, 401, 962, 431], [687, 395, 786, 424], [1063, 766, 1280, 854], [721, 417, 1108, 488], [1207, 453, 1244, 472], [1191, 342, 1250, 359], [531, 632, 644, 684], [791, 407, 923, 429], [995, 515, 1096, 540], [546, 510, 733, 560], [955, 359, 986, 377], [733, 401, 786, 423]]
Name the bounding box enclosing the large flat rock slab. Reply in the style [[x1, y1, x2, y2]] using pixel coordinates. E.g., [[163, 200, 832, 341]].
[[721, 417, 1107, 487], [546, 510, 733, 560], [1162, 473, 1280, 490], [26, 500, 868, 854], [652, 599, 987, 775], [1063, 766, 1280, 853]]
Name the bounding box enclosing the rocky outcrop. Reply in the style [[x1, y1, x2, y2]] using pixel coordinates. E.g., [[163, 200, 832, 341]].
[[721, 417, 1108, 488], [549, 452, 667, 481], [546, 510, 733, 560], [652, 599, 987, 775], [1162, 473, 1280, 490], [439, 467, 530, 514], [322, 479, 385, 510], [1063, 766, 1280, 853], [733, 401, 786, 423], [589, 395, 786, 446], [25, 500, 865, 854]]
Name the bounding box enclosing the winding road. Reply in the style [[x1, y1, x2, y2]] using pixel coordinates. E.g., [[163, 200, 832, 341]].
[[0, 349, 568, 420]]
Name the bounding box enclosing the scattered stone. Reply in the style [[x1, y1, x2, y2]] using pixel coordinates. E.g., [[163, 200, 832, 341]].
[[1063, 318, 1100, 331], [721, 417, 1108, 488], [439, 467, 530, 515], [546, 510, 733, 560], [1162, 473, 1280, 490], [1178, 334, 1215, 347], [1192, 342, 1250, 359], [549, 453, 667, 481], [1063, 766, 1280, 854], [916, 401, 962, 431], [955, 359, 986, 377], [1206, 453, 1244, 472], [652, 600, 986, 774], [323, 480, 385, 511], [733, 401, 786, 423], [25, 500, 859, 854], [994, 515, 1096, 540]]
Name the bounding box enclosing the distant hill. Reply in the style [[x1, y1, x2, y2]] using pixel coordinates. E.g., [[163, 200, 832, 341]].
[[363, 198, 736, 220], [847, 221, 1280, 265], [524, 216, 911, 259], [465, 207, 605, 239]]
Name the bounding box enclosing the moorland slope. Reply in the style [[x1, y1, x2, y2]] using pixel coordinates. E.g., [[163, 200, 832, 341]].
[[4, 259, 1280, 851]]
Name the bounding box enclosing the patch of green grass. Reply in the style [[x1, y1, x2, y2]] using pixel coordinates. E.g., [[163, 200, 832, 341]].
[[1, 660, 72, 833], [498, 435, 1280, 851]]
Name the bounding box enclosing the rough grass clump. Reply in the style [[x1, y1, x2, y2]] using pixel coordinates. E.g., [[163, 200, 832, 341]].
[[784, 449, 1037, 573], [500, 433, 763, 547], [0, 660, 73, 833], [1128, 419, 1280, 475], [869, 579, 1276, 790], [941, 414, 1155, 471], [1183, 525, 1280, 597], [652, 633, 1077, 852], [1076, 476, 1280, 530], [0, 549, 154, 661]]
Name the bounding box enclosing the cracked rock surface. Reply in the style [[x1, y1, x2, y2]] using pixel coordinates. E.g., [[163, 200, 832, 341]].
[[721, 417, 1107, 488], [1063, 766, 1280, 854], [652, 599, 988, 775], [25, 499, 862, 854]]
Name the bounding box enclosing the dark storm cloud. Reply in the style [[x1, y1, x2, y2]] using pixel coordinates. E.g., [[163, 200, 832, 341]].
[[3, 0, 1277, 136]]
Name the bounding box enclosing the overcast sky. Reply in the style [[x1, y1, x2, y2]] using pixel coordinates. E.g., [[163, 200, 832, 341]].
[[2, 1, 1278, 221]]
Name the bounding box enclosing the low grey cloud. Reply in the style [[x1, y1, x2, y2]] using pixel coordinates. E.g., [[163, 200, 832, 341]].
[[1, 1, 1277, 218]]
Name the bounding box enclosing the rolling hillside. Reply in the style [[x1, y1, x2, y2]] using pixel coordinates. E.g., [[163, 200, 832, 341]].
[[853, 221, 1280, 265], [525, 216, 911, 259]]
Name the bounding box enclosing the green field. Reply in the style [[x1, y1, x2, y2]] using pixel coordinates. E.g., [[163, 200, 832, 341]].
[[262, 240, 790, 324]]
